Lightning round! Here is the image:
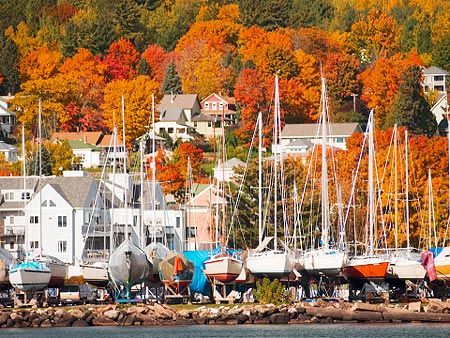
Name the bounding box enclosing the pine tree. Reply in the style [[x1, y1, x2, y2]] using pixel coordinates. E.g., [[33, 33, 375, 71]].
[[384, 66, 436, 137], [138, 57, 150, 76], [162, 61, 182, 95], [432, 34, 450, 72], [0, 35, 20, 94]]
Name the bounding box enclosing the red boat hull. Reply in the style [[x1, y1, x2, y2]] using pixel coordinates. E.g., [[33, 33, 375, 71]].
[[343, 261, 389, 281]]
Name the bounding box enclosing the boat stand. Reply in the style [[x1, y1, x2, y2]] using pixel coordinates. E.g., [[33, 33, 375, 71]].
[[349, 281, 389, 302], [211, 279, 238, 304], [162, 280, 190, 304], [113, 283, 145, 304], [13, 289, 47, 308]]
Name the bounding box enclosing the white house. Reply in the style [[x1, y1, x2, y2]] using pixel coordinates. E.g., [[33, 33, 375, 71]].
[[213, 158, 245, 182], [24, 172, 104, 264], [0, 141, 18, 162], [68, 139, 102, 169], [433, 93, 450, 135], [0, 96, 16, 140], [423, 66, 448, 94], [280, 123, 362, 151], [154, 94, 201, 141]]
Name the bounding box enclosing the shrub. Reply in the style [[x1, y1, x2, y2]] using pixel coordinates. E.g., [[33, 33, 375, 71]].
[[254, 277, 290, 305]]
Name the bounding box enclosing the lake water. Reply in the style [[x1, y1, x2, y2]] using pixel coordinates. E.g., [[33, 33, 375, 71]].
[[2, 324, 450, 338]]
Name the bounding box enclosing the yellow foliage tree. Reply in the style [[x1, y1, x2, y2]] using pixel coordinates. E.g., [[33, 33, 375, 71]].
[[102, 75, 160, 147]]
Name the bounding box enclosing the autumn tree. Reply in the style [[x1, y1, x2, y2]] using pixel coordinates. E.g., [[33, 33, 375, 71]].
[[384, 66, 436, 137], [103, 38, 140, 81], [141, 44, 169, 83], [102, 75, 160, 146]]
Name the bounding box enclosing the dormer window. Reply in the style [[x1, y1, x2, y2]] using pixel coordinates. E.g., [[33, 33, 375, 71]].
[[212, 102, 217, 110], [205, 102, 209, 110], [219, 102, 224, 109], [4, 192, 13, 200]]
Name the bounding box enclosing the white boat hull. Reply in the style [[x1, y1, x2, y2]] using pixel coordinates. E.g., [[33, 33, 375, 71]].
[[387, 256, 426, 281], [433, 247, 450, 281], [303, 249, 346, 277], [204, 255, 243, 283], [80, 263, 109, 287], [9, 267, 51, 292], [246, 250, 295, 278]]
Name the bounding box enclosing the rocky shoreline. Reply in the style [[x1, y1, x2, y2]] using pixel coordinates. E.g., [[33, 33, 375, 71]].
[[1, 299, 450, 329]]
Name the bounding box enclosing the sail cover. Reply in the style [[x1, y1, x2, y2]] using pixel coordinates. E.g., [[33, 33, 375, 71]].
[[108, 240, 151, 287], [159, 252, 193, 282]]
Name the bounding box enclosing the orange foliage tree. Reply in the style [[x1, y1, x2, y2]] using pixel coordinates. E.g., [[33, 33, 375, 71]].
[[103, 38, 140, 81]]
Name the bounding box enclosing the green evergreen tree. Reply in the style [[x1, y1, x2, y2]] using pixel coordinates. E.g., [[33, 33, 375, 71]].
[[289, 0, 334, 29], [138, 57, 150, 76], [162, 61, 182, 95], [27, 145, 53, 176], [239, 0, 291, 31], [432, 34, 450, 72], [384, 66, 436, 137], [0, 36, 20, 95]]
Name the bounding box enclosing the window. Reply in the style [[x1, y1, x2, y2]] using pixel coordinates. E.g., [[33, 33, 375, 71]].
[[133, 215, 138, 227], [435, 85, 444, 91], [166, 233, 174, 250], [30, 241, 39, 249], [204, 102, 209, 110], [207, 122, 212, 128], [58, 240, 67, 253], [193, 122, 197, 127], [212, 102, 217, 110], [176, 216, 181, 228], [434, 75, 444, 81], [219, 102, 224, 109], [30, 216, 38, 224], [49, 200, 56, 207], [41, 200, 47, 207], [336, 137, 344, 143], [9, 216, 14, 224], [9, 241, 14, 250], [168, 128, 174, 134], [58, 215, 67, 227], [21, 192, 30, 200], [187, 226, 196, 238], [4, 192, 13, 200]]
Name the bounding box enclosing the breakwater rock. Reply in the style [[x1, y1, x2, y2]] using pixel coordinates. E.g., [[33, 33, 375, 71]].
[[1, 299, 450, 328]]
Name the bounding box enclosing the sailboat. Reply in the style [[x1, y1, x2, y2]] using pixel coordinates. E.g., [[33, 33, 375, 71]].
[[385, 128, 425, 281], [342, 110, 389, 282], [302, 77, 346, 278], [9, 104, 51, 292], [203, 104, 243, 283], [246, 76, 295, 278], [107, 97, 151, 298]]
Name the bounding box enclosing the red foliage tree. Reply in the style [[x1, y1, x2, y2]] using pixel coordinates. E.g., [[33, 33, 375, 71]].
[[103, 38, 140, 81]]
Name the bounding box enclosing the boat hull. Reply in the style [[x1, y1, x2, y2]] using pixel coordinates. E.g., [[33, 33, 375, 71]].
[[303, 249, 346, 277], [246, 250, 295, 278], [434, 248, 450, 281], [204, 255, 243, 283], [9, 265, 51, 292], [80, 263, 109, 287], [387, 256, 426, 281], [343, 257, 389, 282]]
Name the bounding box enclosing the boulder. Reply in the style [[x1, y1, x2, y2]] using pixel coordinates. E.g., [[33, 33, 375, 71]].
[[40, 319, 53, 328], [103, 309, 120, 321], [346, 311, 384, 322], [425, 301, 445, 314], [154, 303, 175, 320], [0, 312, 9, 326], [192, 312, 208, 324], [269, 313, 289, 324], [124, 313, 136, 326], [68, 309, 84, 319], [72, 319, 89, 327], [92, 315, 118, 326], [408, 302, 422, 313], [253, 317, 270, 324], [306, 307, 351, 320], [237, 313, 249, 324], [382, 308, 420, 322], [351, 302, 384, 312], [418, 312, 450, 323]]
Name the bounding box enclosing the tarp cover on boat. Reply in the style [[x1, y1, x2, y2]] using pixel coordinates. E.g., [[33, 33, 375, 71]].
[[158, 252, 193, 282], [145, 242, 169, 265], [183, 250, 210, 296], [108, 240, 151, 287]]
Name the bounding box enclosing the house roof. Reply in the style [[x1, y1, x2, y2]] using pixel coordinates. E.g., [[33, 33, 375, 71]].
[[201, 93, 236, 105], [217, 157, 246, 170], [287, 139, 312, 148], [0, 176, 39, 191], [0, 97, 15, 117], [97, 134, 124, 147], [159, 107, 185, 122], [0, 141, 17, 151], [52, 131, 103, 146], [158, 94, 199, 111], [191, 113, 216, 122], [0, 201, 25, 210], [36, 176, 96, 208], [281, 123, 362, 138], [423, 66, 449, 75], [431, 92, 449, 111], [68, 139, 101, 151]]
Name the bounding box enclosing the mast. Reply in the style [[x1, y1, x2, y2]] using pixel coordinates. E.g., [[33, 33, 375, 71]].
[[405, 130, 410, 250], [121, 95, 128, 241], [139, 138, 145, 248], [320, 77, 330, 248], [394, 124, 398, 252], [22, 125, 28, 256], [273, 75, 279, 251], [258, 111, 263, 246], [152, 94, 157, 244], [221, 102, 226, 248], [38, 98, 43, 256], [110, 127, 117, 251], [368, 110, 375, 256]]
